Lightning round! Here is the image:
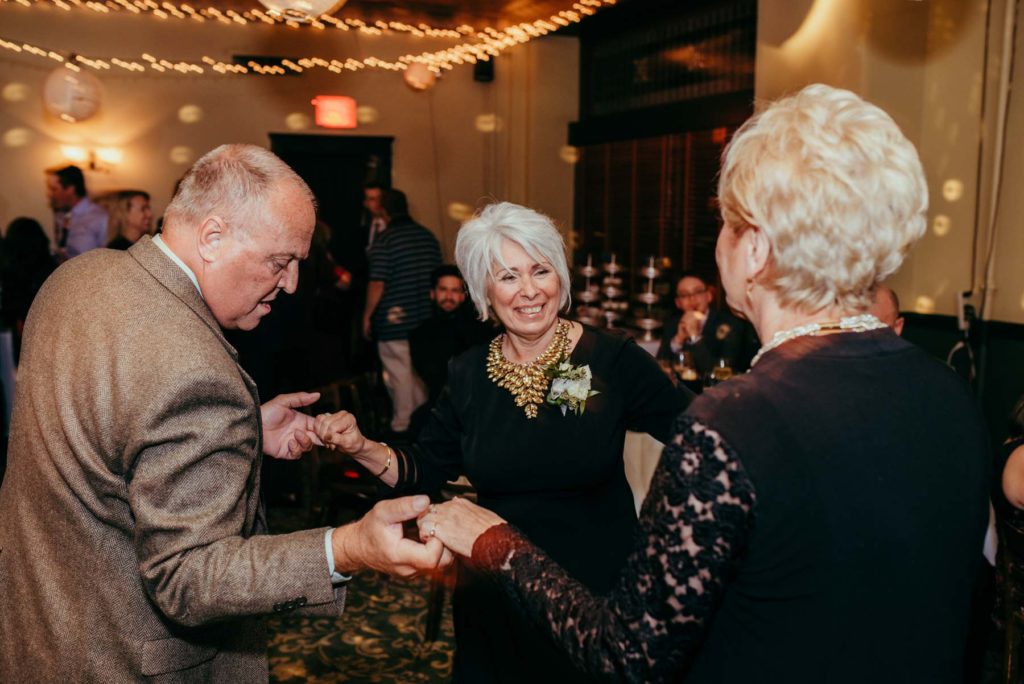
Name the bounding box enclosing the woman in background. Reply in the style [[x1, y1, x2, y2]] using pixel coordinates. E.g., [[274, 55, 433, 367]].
[[105, 190, 153, 249]]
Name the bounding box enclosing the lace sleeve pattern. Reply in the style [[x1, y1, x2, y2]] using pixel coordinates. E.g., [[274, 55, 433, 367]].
[[470, 414, 757, 682]]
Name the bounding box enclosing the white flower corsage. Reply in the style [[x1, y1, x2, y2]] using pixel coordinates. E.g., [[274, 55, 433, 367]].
[[545, 361, 599, 416]]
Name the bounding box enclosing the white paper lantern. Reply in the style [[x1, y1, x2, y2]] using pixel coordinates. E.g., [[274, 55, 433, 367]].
[[256, 0, 346, 21], [43, 68, 102, 123], [403, 63, 437, 92]]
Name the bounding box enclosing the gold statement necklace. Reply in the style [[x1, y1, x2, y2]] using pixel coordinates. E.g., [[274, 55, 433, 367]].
[[487, 319, 572, 419]]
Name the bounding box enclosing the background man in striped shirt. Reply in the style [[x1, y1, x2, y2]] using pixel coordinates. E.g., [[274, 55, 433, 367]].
[[364, 189, 442, 434]]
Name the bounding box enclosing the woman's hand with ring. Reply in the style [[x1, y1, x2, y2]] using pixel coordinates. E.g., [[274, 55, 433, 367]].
[[416, 497, 507, 558]]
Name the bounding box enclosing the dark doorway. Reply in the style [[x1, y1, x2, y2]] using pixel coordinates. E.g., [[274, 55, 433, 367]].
[[227, 133, 393, 398], [270, 133, 393, 278], [271, 133, 393, 379]]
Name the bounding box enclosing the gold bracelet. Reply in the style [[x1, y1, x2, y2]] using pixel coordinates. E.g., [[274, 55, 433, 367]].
[[375, 443, 394, 478]]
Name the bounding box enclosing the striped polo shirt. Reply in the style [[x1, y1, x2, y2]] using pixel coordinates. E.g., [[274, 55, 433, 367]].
[[367, 216, 442, 341]]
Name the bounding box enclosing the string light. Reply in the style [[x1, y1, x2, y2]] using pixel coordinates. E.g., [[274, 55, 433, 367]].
[[0, 0, 615, 77], [1, 0, 472, 36], [2, 0, 612, 35]]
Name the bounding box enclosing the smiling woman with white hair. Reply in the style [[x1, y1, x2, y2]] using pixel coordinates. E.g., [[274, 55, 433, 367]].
[[315, 200, 683, 682], [416, 85, 991, 682]]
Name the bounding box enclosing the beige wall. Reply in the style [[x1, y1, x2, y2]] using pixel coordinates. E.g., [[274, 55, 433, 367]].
[[0, 4, 579, 259], [979, 0, 1024, 323], [756, 0, 1024, 323]]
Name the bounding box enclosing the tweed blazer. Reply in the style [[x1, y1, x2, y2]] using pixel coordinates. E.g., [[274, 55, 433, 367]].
[[0, 237, 345, 682]]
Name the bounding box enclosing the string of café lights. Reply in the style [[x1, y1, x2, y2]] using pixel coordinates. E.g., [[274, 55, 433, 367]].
[[0, 0, 612, 76]]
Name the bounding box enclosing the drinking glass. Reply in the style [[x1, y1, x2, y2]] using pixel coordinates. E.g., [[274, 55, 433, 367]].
[[704, 358, 733, 388]]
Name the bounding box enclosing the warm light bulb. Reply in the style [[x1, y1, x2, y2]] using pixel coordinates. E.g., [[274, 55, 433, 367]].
[[95, 147, 123, 165], [60, 145, 89, 163]]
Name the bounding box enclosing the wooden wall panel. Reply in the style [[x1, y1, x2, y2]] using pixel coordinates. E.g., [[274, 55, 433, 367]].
[[573, 126, 737, 305]]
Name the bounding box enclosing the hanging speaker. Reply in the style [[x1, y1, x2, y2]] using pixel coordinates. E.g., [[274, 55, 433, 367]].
[[473, 60, 494, 83]]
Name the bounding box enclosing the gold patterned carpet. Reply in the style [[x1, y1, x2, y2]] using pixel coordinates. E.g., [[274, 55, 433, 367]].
[[267, 507, 455, 683], [267, 571, 454, 684]]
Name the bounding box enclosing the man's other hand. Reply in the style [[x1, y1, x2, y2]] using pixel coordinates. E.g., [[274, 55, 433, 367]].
[[331, 496, 453, 577]]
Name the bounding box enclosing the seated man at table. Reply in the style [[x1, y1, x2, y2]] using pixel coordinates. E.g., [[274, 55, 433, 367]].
[[657, 271, 748, 375]]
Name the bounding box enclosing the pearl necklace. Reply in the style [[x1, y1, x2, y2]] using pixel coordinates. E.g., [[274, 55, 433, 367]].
[[486, 319, 572, 419], [749, 313, 887, 368]]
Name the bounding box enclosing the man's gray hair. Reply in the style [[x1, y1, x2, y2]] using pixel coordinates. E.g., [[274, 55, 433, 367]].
[[164, 144, 314, 236], [455, 201, 571, 322]]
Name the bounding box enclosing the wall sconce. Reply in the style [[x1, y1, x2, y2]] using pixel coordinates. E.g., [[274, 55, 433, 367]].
[[60, 145, 123, 171]]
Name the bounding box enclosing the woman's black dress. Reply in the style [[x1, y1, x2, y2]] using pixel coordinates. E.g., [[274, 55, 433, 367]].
[[393, 324, 682, 683]]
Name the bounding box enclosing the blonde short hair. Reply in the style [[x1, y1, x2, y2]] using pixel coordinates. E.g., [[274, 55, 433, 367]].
[[455, 202, 571, 322], [718, 84, 928, 313]]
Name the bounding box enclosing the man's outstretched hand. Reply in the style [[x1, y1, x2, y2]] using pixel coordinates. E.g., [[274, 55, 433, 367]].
[[261, 391, 323, 460]]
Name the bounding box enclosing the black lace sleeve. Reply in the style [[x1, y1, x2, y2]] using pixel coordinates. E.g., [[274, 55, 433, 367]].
[[470, 414, 757, 683]]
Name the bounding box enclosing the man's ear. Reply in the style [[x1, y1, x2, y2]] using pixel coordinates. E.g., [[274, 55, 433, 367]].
[[196, 216, 226, 264]]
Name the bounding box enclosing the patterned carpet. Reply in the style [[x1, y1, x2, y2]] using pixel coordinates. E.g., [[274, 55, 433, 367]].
[[267, 507, 455, 684]]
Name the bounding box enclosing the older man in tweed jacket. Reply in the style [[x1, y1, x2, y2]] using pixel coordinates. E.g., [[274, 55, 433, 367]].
[[0, 145, 447, 682]]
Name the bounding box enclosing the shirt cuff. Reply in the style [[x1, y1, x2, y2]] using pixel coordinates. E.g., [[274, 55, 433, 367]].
[[324, 528, 352, 585]]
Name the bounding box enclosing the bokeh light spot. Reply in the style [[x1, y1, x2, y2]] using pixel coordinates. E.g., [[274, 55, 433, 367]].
[[474, 113, 502, 133], [169, 145, 194, 165], [560, 145, 580, 164], [447, 202, 474, 222], [356, 106, 379, 124], [2, 127, 32, 148], [932, 214, 951, 237], [2, 83, 29, 102], [942, 179, 963, 202], [178, 105, 203, 124], [914, 295, 936, 314], [285, 112, 311, 131]]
